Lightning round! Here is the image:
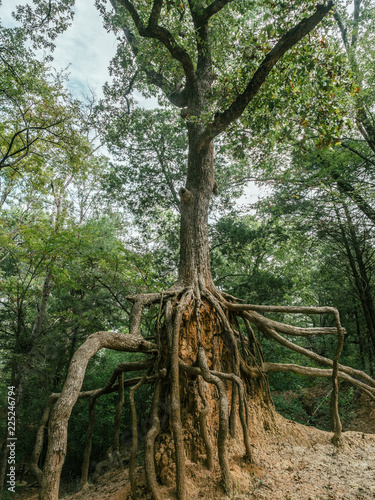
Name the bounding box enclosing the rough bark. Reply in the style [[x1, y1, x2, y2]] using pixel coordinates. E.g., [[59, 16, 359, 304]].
[[178, 139, 215, 287]]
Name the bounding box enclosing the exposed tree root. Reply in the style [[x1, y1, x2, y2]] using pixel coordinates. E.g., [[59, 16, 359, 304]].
[[168, 290, 193, 500], [113, 372, 125, 469], [197, 377, 214, 471], [129, 375, 146, 499], [80, 398, 96, 489], [34, 284, 375, 500], [144, 381, 162, 500], [199, 348, 231, 492], [37, 332, 156, 499]]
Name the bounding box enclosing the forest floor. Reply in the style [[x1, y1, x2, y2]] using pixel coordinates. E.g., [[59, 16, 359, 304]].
[[14, 394, 375, 500]]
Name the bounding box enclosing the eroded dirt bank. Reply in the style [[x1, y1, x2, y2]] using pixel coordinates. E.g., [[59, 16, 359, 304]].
[[15, 407, 375, 500]]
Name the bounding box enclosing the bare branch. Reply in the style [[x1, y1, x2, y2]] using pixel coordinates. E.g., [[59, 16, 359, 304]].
[[39, 331, 157, 499], [333, 7, 348, 48], [244, 310, 375, 388], [227, 303, 338, 315], [226, 302, 347, 338], [340, 142, 375, 166]]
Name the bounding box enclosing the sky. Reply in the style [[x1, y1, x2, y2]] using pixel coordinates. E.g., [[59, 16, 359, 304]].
[[1, 1, 115, 96], [50, 1, 118, 98], [49, 1, 156, 107]]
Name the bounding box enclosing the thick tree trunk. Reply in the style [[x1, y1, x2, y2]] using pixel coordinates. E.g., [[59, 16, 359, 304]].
[[178, 127, 215, 287], [35, 128, 359, 500]]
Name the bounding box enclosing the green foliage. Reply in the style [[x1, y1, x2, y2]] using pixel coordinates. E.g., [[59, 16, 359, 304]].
[[0, 93, 165, 473], [12, 0, 75, 52], [0, 24, 83, 175], [271, 390, 311, 426], [211, 213, 320, 306], [272, 382, 358, 431]]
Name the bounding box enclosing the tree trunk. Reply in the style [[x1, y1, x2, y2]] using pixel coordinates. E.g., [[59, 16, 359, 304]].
[[178, 128, 215, 288]]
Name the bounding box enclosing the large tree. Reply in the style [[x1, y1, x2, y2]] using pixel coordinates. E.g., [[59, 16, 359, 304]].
[[18, 1, 375, 499]]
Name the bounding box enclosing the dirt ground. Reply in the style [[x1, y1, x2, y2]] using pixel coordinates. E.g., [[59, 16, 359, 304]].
[[14, 398, 375, 500]]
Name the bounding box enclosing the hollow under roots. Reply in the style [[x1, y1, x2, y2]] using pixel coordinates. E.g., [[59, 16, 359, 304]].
[[33, 281, 375, 500]]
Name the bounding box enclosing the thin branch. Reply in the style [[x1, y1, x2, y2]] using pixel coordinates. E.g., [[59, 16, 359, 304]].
[[333, 7, 348, 48], [340, 142, 375, 166]]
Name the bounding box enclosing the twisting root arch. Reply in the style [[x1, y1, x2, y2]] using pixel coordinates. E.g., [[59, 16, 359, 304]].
[[33, 283, 375, 500]]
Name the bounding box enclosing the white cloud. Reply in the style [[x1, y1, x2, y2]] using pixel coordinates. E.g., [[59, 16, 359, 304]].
[[51, 1, 117, 98]]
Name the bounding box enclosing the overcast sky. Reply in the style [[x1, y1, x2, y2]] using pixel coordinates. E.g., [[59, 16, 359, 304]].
[[51, 1, 118, 98]]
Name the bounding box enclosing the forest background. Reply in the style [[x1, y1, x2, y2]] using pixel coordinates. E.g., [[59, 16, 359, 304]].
[[0, 0, 375, 496]]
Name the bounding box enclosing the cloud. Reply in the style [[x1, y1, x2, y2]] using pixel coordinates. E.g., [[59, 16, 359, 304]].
[[51, 2, 117, 98]]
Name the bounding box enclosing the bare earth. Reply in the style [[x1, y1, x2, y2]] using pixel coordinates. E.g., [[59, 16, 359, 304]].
[[17, 398, 375, 500]]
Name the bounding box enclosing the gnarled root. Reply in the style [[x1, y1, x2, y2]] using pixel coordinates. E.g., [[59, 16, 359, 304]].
[[35, 284, 375, 500], [197, 377, 214, 470]]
